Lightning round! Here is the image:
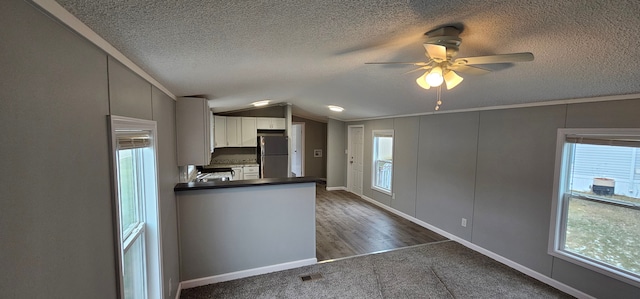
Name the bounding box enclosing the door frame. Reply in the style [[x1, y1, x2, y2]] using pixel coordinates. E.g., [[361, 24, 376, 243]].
[[347, 125, 364, 195], [291, 122, 305, 177]]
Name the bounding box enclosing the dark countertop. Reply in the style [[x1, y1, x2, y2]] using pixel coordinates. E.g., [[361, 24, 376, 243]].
[[205, 162, 259, 168], [174, 176, 319, 191]]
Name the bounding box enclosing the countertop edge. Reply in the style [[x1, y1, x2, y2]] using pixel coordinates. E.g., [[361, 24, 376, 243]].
[[174, 177, 320, 191]]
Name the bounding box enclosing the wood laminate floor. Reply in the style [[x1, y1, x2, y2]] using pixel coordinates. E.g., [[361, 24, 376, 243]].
[[315, 183, 447, 261]]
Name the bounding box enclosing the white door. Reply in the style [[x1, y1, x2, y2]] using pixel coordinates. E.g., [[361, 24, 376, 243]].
[[291, 123, 304, 177], [348, 125, 364, 196]]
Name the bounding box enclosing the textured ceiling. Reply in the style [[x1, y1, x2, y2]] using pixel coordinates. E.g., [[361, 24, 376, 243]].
[[54, 0, 640, 121]]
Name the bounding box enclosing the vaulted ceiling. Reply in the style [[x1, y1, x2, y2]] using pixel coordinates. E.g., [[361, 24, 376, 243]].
[[54, 0, 640, 121]]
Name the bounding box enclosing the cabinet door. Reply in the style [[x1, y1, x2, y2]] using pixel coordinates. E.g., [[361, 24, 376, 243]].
[[256, 117, 285, 130], [210, 112, 215, 152], [226, 117, 242, 147], [231, 167, 243, 181], [214, 116, 226, 148], [272, 118, 286, 130], [256, 117, 271, 129], [243, 173, 259, 180], [241, 117, 257, 146], [176, 97, 211, 166]]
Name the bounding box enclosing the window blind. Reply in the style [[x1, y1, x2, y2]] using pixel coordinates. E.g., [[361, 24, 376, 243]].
[[117, 132, 152, 149], [565, 135, 640, 148]]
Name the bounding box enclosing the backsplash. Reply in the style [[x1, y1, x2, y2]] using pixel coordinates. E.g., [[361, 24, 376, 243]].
[[210, 147, 257, 165]]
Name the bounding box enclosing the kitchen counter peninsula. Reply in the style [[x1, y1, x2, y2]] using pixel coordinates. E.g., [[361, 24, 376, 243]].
[[174, 176, 319, 191], [174, 176, 318, 289]]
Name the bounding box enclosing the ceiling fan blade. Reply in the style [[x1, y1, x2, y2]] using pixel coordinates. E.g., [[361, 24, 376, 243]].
[[404, 66, 433, 75], [424, 44, 447, 61], [450, 64, 492, 75], [365, 61, 431, 66], [454, 52, 534, 65], [416, 71, 431, 90], [444, 70, 463, 90]]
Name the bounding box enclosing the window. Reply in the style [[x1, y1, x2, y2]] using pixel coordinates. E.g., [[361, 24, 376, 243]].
[[550, 128, 640, 287], [110, 116, 162, 298], [372, 130, 394, 194]]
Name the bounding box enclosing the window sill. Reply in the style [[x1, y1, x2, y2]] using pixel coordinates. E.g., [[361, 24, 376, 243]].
[[371, 186, 392, 196], [549, 249, 640, 288]]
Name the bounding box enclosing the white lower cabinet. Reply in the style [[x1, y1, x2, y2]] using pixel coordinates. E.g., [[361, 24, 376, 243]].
[[231, 167, 243, 181], [243, 166, 259, 179]]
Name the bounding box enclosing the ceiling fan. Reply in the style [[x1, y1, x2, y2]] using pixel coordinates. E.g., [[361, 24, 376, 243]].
[[366, 26, 534, 94]]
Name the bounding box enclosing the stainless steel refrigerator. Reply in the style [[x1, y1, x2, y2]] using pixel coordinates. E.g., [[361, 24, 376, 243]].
[[258, 136, 289, 178]]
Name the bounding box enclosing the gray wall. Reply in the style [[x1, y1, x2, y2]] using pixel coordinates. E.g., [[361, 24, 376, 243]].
[[390, 117, 420, 216], [0, 1, 180, 298], [109, 56, 153, 120], [343, 100, 640, 298], [176, 183, 316, 280], [152, 87, 181, 297], [0, 0, 114, 297], [416, 112, 479, 241], [326, 118, 346, 188], [293, 116, 327, 178], [473, 106, 566, 275]]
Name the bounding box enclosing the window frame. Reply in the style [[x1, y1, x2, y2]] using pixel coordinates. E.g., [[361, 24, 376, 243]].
[[110, 115, 163, 298], [549, 128, 640, 288], [118, 147, 145, 247], [371, 129, 394, 195]]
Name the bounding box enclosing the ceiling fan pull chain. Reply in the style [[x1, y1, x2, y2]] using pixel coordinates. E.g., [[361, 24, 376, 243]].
[[435, 85, 442, 111]]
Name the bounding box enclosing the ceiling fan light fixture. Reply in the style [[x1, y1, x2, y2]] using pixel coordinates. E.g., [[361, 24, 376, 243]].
[[425, 66, 444, 87], [443, 70, 464, 90], [416, 71, 431, 89]]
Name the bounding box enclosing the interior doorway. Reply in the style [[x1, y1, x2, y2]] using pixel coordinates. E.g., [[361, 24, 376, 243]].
[[347, 125, 364, 196], [291, 122, 305, 177]]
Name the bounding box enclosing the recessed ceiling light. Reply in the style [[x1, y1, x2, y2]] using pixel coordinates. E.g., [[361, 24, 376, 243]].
[[328, 105, 344, 112], [252, 100, 270, 107]]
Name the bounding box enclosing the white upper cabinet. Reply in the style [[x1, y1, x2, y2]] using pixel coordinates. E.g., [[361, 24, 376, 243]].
[[226, 117, 242, 147], [176, 97, 212, 166], [256, 117, 286, 130], [241, 117, 257, 146], [210, 111, 215, 153], [213, 115, 284, 148], [214, 115, 227, 148]]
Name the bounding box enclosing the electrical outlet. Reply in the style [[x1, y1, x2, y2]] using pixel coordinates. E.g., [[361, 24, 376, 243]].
[[461, 218, 467, 227], [392, 193, 396, 199], [169, 278, 172, 295]]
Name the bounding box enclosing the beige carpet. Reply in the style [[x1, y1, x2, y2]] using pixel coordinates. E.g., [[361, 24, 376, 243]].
[[180, 241, 573, 298]]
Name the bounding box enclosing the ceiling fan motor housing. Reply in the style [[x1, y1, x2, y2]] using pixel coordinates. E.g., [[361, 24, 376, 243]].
[[425, 26, 462, 59]]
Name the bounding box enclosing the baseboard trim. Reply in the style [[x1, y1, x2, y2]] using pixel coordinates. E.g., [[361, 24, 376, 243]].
[[325, 186, 347, 191], [179, 258, 317, 290], [357, 194, 594, 299]]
